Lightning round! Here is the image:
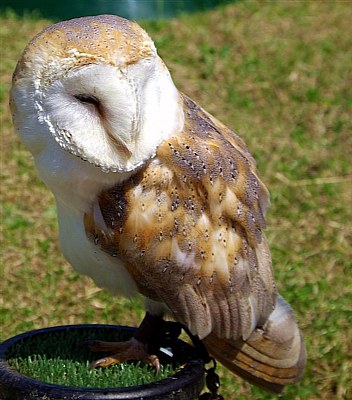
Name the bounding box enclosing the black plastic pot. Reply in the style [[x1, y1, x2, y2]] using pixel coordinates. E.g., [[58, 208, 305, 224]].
[[0, 324, 205, 400]]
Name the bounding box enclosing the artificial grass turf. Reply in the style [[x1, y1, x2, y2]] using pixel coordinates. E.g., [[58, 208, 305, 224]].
[[6, 327, 178, 388]]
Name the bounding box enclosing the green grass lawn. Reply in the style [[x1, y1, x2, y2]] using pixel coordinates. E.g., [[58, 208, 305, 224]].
[[1, 1, 351, 399]]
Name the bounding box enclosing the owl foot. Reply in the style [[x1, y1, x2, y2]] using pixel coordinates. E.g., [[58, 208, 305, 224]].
[[82, 312, 181, 373], [84, 337, 160, 372]]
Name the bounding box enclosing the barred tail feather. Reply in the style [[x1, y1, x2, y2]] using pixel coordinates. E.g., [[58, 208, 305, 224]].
[[203, 295, 306, 393]]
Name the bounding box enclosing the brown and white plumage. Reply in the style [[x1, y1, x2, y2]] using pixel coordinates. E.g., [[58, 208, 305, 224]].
[[11, 15, 306, 393]]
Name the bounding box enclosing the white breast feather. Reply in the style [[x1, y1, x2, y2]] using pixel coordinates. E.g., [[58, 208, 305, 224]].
[[57, 203, 138, 297]]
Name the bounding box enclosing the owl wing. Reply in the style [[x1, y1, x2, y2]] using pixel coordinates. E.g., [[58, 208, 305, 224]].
[[85, 94, 276, 342]]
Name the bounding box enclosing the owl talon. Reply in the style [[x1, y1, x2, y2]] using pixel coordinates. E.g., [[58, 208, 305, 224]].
[[90, 357, 110, 369], [146, 354, 160, 374]]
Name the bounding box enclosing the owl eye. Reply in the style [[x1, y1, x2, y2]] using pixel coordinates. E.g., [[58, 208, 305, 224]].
[[74, 94, 100, 106]]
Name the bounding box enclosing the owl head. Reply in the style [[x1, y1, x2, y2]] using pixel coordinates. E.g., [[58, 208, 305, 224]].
[[10, 15, 183, 179]]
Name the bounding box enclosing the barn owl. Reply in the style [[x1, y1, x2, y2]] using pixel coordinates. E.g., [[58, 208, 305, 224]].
[[11, 15, 306, 393]]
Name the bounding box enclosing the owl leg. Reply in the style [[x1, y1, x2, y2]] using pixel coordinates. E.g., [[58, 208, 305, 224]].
[[84, 312, 178, 372]]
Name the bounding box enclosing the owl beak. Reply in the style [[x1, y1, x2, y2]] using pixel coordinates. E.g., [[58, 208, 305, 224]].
[[103, 122, 132, 160], [109, 132, 132, 159]]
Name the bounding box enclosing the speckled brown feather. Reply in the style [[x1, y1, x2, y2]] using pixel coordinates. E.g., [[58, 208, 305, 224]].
[[84, 94, 276, 341], [83, 93, 307, 391], [83, 94, 307, 391]]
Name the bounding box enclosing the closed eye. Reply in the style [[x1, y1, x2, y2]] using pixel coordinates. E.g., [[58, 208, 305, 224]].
[[74, 94, 100, 106]]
